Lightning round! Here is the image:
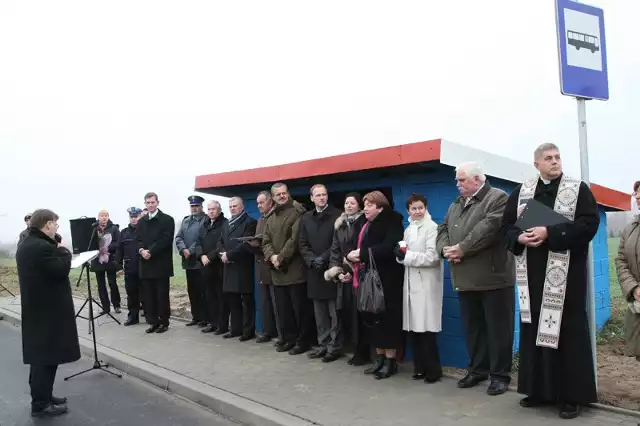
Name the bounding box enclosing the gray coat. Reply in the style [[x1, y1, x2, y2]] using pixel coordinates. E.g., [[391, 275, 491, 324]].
[[175, 212, 206, 270], [436, 183, 515, 292]]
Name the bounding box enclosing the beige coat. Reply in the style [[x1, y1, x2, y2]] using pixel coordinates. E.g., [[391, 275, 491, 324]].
[[400, 214, 443, 333], [615, 215, 640, 357]]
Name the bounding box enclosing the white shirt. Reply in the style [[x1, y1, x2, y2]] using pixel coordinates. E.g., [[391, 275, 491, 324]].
[[148, 210, 158, 220]]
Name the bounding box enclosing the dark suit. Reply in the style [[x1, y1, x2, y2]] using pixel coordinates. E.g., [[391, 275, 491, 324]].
[[136, 209, 175, 327], [217, 211, 257, 337]]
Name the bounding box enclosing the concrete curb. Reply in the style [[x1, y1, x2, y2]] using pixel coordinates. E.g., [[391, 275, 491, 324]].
[[0, 305, 316, 426]]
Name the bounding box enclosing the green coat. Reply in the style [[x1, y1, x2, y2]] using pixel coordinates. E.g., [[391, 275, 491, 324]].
[[436, 183, 515, 292], [262, 199, 307, 286]]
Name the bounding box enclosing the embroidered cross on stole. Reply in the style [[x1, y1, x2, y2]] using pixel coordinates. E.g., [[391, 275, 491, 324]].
[[515, 174, 581, 349]]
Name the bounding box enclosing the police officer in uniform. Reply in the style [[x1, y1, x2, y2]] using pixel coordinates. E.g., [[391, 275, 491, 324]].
[[175, 195, 208, 327], [117, 207, 144, 326]]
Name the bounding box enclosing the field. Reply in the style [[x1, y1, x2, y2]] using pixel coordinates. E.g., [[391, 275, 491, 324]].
[[1, 240, 639, 410]]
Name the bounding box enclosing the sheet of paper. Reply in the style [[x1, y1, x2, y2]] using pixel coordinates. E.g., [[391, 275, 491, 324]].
[[71, 250, 99, 269]]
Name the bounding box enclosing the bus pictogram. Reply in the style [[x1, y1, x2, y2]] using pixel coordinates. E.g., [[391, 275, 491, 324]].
[[567, 30, 600, 53]]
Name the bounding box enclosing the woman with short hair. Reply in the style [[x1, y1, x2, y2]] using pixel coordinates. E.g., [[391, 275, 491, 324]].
[[346, 191, 404, 379], [395, 193, 443, 383]]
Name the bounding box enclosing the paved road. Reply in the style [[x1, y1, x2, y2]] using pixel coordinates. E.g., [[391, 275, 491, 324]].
[[0, 321, 240, 426]]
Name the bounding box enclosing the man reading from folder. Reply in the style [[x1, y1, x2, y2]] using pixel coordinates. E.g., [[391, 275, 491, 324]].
[[16, 209, 81, 418], [501, 143, 599, 419]]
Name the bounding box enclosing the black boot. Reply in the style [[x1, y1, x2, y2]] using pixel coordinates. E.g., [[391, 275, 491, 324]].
[[364, 354, 385, 375], [374, 358, 398, 380]]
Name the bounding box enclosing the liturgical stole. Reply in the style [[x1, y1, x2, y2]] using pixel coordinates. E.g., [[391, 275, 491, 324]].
[[515, 174, 581, 349]]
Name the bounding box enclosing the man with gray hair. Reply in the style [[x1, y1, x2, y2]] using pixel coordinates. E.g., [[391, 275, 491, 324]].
[[436, 161, 515, 396], [196, 200, 229, 334], [501, 143, 599, 419], [217, 196, 257, 340]]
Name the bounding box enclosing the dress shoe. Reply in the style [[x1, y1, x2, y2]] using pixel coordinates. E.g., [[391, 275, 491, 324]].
[[276, 342, 295, 352], [31, 403, 68, 418], [256, 335, 272, 343], [412, 373, 426, 380], [273, 338, 284, 347], [457, 373, 488, 388], [155, 325, 169, 333], [307, 347, 327, 359], [223, 332, 241, 339], [145, 325, 159, 334], [239, 334, 255, 342], [559, 403, 581, 419], [51, 395, 67, 405], [214, 329, 228, 336], [197, 321, 207, 327], [185, 320, 198, 326], [124, 318, 139, 326], [288, 345, 309, 355], [486, 379, 508, 396], [322, 352, 342, 363], [201, 325, 217, 333], [114, 307, 121, 314], [374, 358, 398, 380], [364, 355, 385, 375]]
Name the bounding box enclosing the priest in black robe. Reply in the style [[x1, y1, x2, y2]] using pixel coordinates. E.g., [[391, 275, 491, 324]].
[[501, 143, 599, 419]]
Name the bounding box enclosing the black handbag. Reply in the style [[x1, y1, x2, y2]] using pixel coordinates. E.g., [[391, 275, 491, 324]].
[[357, 248, 385, 314]]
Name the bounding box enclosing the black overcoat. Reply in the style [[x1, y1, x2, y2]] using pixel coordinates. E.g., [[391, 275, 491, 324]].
[[351, 208, 405, 349], [16, 230, 81, 366], [218, 212, 257, 294], [136, 209, 175, 279], [299, 205, 342, 300]]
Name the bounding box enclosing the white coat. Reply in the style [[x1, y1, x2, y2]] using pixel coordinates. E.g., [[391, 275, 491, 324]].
[[400, 213, 443, 333]]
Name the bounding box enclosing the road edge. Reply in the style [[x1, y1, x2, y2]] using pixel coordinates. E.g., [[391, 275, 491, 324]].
[[0, 306, 315, 426], [2, 304, 638, 422]]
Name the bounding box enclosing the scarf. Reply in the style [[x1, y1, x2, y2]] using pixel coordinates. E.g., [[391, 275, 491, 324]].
[[228, 210, 247, 228]]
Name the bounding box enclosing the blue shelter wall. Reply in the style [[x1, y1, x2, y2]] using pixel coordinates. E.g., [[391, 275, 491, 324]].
[[233, 165, 611, 368]]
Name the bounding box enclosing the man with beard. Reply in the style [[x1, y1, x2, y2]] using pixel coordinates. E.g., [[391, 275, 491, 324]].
[[196, 200, 229, 334], [217, 197, 257, 340], [137, 192, 175, 334], [17, 209, 80, 417], [501, 143, 600, 419], [299, 184, 343, 362], [175, 195, 207, 327], [117, 206, 144, 326]]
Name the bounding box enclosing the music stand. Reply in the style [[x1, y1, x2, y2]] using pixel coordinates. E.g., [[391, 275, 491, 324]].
[[64, 226, 122, 381]]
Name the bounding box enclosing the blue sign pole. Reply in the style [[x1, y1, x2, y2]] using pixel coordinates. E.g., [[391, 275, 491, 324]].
[[555, 0, 609, 389]]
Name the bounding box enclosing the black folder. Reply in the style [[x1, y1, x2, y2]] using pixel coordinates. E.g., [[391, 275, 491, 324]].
[[514, 199, 571, 230]]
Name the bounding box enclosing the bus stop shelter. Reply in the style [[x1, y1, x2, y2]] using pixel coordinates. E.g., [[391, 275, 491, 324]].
[[194, 138, 629, 368]]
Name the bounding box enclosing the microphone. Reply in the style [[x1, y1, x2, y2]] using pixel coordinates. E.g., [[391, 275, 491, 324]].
[[92, 222, 99, 227]]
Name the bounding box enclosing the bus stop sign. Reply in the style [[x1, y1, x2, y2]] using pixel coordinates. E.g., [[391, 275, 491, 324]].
[[555, 0, 609, 100]]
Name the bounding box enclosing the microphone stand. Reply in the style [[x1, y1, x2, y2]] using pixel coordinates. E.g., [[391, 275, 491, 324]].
[[65, 225, 122, 381]]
